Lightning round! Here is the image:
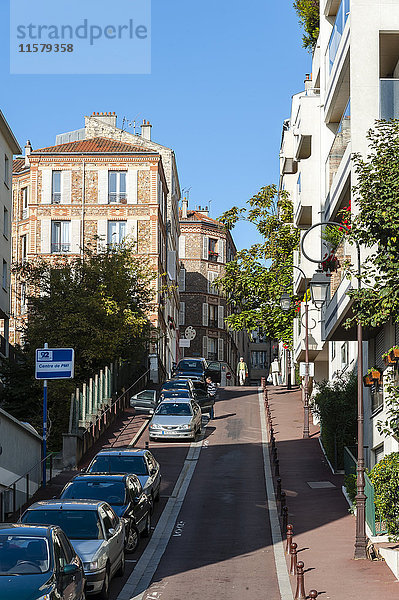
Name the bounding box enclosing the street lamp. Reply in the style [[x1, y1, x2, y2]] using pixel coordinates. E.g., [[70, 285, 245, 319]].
[[279, 292, 292, 312], [301, 221, 367, 560], [309, 270, 330, 309]]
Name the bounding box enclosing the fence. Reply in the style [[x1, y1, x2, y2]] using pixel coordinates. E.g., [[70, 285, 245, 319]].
[[343, 446, 388, 536]]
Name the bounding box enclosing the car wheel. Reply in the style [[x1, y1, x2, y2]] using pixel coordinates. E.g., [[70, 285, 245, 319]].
[[125, 523, 140, 553], [141, 512, 151, 538], [116, 551, 125, 577], [97, 564, 110, 600]]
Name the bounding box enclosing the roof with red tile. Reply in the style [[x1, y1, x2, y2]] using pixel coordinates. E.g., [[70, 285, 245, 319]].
[[13, 158, 28, 173], [31, 137, 158, 155], [180, 209, 222, 226]]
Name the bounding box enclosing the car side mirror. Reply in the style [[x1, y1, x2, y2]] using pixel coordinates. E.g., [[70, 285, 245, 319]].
[[150, 468, 157, 475], [107, 528, 116, 538], [62, 563, 79, 576]]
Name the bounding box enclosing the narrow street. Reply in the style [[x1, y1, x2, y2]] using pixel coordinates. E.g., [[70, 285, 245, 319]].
[[109, 386, 283, 600]]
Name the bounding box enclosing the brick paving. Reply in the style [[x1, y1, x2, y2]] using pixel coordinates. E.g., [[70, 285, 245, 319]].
[[267, 385, 399, 599]]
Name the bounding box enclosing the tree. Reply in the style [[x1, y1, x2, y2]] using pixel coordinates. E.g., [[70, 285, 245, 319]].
[[0, 244, 154, 448], [217, 185, 299, 346], [293, 0, 320, 52]]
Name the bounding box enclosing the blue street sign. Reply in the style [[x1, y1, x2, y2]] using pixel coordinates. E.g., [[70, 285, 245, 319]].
[[35, 348, 74, 380]]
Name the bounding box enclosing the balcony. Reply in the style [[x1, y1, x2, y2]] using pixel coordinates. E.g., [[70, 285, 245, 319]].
[[326, 100, 350, 193], [380, 79, 399, 120], [51, 242, 70, 253], [328, 0, 350, 74]]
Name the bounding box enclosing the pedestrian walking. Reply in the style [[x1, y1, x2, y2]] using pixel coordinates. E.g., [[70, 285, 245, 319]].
[[206, 376, 217, 419], [270, 357, 281, 386], [236, 357, 248, 386]]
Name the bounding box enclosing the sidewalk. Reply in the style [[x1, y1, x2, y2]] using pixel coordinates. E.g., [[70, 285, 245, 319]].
[[267, 385, 399, 599]]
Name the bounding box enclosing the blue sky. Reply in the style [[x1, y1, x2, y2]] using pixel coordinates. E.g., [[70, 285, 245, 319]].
[[1, 0, 310, 250]]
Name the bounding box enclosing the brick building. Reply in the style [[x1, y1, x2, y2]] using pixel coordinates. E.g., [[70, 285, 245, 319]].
[[11, 113, 181, 380], [178, 200, 245, 382]]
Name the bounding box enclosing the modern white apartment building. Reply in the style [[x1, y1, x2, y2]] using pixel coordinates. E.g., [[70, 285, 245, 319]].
[[281, 0, 399, 467], [0, 111, 21, 358]]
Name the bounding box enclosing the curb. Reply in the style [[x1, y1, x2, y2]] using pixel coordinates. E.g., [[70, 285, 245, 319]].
[[128, 417, 150, 446]]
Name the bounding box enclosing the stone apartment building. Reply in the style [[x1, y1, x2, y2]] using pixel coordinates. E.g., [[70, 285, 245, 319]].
[[11, 112, 181, 379], [178, 199, 245, 382]]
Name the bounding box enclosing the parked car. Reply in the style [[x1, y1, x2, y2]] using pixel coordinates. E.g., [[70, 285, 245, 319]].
[[0, 523, 85, 600], [160, 379, 195, 395], [173, 358, 222, 383], [159, 389, 194, 402], [59, 473, 151, 553], [192, 387, 216, 415], [21, 500, 125, 598], [149, 399, 202, 441], [129, 389, 157, 413], [87, 448, 161, 510]]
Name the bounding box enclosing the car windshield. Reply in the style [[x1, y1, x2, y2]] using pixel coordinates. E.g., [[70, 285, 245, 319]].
[[0, 535, 50, 575], [155, 402, 193, 416], [162, 390, 190, 398], [135, 391, 155, 401], [89, 455, 148, 476], [177, 360, 203, 372], [22, 509, 104, 540], [61, 481, 126, 505]]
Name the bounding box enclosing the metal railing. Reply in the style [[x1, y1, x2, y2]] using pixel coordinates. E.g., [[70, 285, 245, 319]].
[[328, 0, 350, 73], [51, 242, 70, 253], [0, 453, 56, 521], [380, 79, 399, 120], [344, 446, 388, 536]]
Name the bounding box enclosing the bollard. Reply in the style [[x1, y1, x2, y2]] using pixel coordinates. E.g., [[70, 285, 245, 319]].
[[276, 478, 282, 502], [145, 441, 149, 449], [294, 561, 306, 600], [309, 591, 318, 599], [280, 491, 286, 516], [282, 506, 288, 536], [275, 459, 280, 477], [290, 542, 298, 576], [286, 524, 293, 554], [261, 376, 266, 389]]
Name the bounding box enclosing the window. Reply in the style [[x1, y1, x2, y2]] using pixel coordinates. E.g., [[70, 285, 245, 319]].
[[373, 443, 384, 466], [20, 282, 27, 314], [209, 304, 217, 328], [51, 221, 70, 253], [208, 338, 217, 361], [21, 235, 27, 261], [208, 238, 218, 262], [107, 221, 126, 247], [51, 171, 61, 204], [179, 301, 185, 326], [178, 267, 186, 292], [108, 171, 127, 203], [251, 351, 268, 369], [2, 260, 6, 290], [371, 383, 383, 414], [297, 173, 301, 196], [22, 187, 28, 218], [207, 271, 218, 295], [4, 155, 9, 186], [341, 341, 348, 367], [3, 207, 8, 239], [53, 534, 68, 570]]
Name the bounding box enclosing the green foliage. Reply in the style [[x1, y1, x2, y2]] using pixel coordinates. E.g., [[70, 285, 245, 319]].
[[344, 473, 357, 506], [217, 185, 300, 346], [293, 0, 320, 51], [311, 371, 357, 469], [0, 244, 154, 449], [369, 452, 399, 539], [322, 224, 344, 252]]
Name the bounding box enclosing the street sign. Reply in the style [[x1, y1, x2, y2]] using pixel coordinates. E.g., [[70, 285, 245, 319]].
[[299, 362, 314, 377], [179, 339, 190, 348], [226, 372, 232, 380], [185, 326, 196, 340], [35, 348, 75, 380]]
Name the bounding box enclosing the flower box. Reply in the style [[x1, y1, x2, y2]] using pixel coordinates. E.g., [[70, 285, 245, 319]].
[[370, 368, 382, 382], [363, 374, 374, 387], [383, 354, 396, 366], [389, 347, 399, 362]]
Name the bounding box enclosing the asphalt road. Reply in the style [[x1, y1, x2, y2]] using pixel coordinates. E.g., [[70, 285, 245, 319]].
[[109, 386, 282, 600]]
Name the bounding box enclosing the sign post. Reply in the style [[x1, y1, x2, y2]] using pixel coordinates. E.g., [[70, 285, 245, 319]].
[[35, 346, 74, 487]]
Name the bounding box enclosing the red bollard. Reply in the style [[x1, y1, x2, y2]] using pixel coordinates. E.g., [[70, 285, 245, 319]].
[[309, 591, 318, 599], [286, 524, 293, 554], [280, 491, 286, 516], [290, 542, 298, 576], [276, 477, 282, 502], [282, 506, 288, 535], [261, 376, 266, 389], [295, 561, 306, 600]]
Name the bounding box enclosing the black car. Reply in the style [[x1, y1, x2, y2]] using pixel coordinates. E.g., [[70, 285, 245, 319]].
[[160, 379, 195, 395], [0, 523, 85, 600], [192, 387, 216, 414], [60, 473, 151, 553], [173, 358, 222, 383], [159, 389, 194, 402]]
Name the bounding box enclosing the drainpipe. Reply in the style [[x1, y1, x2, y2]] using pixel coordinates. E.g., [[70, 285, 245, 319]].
[[81, 157, 85, 257]]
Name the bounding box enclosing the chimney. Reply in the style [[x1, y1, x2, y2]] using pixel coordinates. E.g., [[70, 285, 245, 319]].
[[196, 205, 209, 217], [141, 119, 152, 140], [24, 140, 32, 167], [182, 197, 188, 219], [90, 111, 117, 127], [304, 73, 312, 92]]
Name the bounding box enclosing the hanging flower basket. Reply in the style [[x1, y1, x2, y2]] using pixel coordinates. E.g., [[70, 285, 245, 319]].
[[321, 253, 340, 274], [369, 367, 382, 383], [389, 346, 399, 362], [363, 373, 374, 387], [382, 351, 396, 366]]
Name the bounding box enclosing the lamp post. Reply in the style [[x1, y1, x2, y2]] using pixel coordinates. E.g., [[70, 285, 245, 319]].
[[302, 221, 367, 560], [279, 265, 310, 439]]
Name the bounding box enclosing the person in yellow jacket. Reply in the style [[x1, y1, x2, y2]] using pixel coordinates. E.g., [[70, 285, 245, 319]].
[[236, 357, 248, 386]]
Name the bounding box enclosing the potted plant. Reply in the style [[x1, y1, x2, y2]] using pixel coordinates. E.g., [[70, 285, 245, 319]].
[[321, 252, 340, 273], [382, 351, 396, 366], [363, 373, 374, 387], [389, 346, 399, 362], [369, 367, 382, 383]]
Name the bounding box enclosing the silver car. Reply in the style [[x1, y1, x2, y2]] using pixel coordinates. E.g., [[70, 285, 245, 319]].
[[149, 399, 202, 441], [21, 500, 125, 597]]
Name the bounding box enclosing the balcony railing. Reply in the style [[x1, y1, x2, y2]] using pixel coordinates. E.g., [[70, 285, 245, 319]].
[[328, 0, 350, 73], [108, 193, 127, 204], [380, 79, 399, 120], [51, 242, 70, 253], [326, 100, 351, 191], [208, 318, 218, 328], [51, 193, 61, 204]]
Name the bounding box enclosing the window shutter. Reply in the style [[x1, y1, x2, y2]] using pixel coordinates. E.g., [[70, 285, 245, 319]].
[[218, 338, 224, 361], [167, 250, 176, 281], [179, 235, 186, 259], [203, 236, 209, 260], [40, 219, 51, 253], [98, 170, 108, 204], [218, 239, 225, 263], [218, 305, 224, 329], [208, 271, 218, 294], [178, 268, 186, 291], [126, 219, 138, 243], [127, 169, 138, 204], [203, 336, 208, 359], [179, 302, 185, 326], [61, 171, 72, 204], [41, 169, 52, 204], [70, 220, 81, 254], [202, 303, 209, 326], [97, 220, 107, 251]]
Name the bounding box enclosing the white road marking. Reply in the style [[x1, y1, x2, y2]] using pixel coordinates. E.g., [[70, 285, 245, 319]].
[[117, 436, 204, 600], [258, 389, 294, 600]]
